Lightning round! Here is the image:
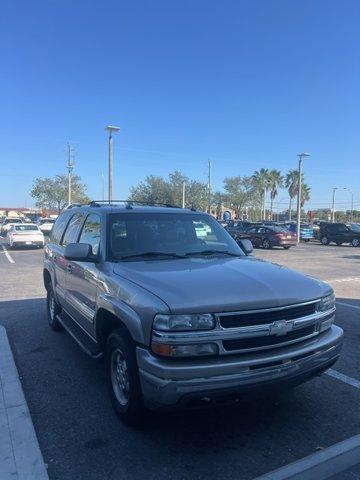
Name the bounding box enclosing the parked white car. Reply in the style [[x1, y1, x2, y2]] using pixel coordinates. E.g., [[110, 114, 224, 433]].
[[7, 224, 45, 249], [37, 218, 56, 235], [1, 218, 23, 235]]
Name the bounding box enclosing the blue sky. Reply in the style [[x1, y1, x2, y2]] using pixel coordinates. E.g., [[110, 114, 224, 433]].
[[1, 0, 359, 211]]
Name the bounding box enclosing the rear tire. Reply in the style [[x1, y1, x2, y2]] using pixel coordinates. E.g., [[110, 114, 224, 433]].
[[351, 238, 360, 247], [106, 328, 145, 425], [336, 242, 342, 246], [262, 239, 271, 249], [46, 285, 63, 331], [320, 236, 329, 245], [283, 246, 291, 250]]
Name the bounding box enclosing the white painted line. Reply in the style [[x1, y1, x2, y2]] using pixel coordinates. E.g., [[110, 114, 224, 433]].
[[1, 244, 15, 264], [326, 277, 360, 284], [337, 301, 360, 311], [0, 326, 49, 479], [253, 434, 360, 480], [325, 369, 360, 390]]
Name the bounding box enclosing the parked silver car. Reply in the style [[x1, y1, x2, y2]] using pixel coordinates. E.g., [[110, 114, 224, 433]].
[[43, 203, 343, 424]]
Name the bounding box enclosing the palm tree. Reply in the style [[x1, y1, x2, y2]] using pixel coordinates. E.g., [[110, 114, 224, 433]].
[[251, 168, 270, 219], [301, 183, 311, 208], [268, 170, 284, 220], [285, 169, 302, 221]]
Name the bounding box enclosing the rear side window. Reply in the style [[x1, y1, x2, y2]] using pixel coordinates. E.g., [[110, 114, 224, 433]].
[[61, 213, 84, 246], [50, 213, 71, 244], [79, 214, 101, 255]]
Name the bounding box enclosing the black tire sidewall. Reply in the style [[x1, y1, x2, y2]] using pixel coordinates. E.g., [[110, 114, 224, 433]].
[[351, 238, 360, 247], [106, 329, 144, 424], [46, 286, 62, 331], [263, 239, 271, 249]]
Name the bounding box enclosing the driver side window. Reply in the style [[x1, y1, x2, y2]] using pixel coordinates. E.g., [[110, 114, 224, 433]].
[[79, 214, 101, 255]]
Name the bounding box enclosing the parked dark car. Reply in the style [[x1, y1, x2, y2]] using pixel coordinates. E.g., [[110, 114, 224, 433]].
[[319, 223, 360, 247], [246, 225, 297, 249], [225, 221, 251, 242]]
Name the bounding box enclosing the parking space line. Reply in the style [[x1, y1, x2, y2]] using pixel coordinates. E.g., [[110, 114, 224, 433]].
[[253, 434, 360, 480], [0, 244, 15, 264], [325, 369, 360, 390], [336, 301, 360, 311]]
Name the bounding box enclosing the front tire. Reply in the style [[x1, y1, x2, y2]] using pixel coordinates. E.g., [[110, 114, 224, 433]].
[[283, 246, 291, 249], [351, 238, 360, 247], [262, 239, 272, 249], [46, 285, 63, 331], [320, 236, 329, 245], [106, 328, 145, 425]]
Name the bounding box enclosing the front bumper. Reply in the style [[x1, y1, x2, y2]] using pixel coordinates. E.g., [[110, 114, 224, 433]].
[[137, 325, 343, 409]]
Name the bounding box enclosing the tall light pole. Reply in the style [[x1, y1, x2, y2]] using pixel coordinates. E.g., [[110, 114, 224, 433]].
[[296, 152, 310, 243], [67, 143, 74, 206], [105, 125, 120, 203], [344, 188, 354, 222], [182, 181, 186, 208], [208, 160, 212, 214], [331, 187, 338, 223]]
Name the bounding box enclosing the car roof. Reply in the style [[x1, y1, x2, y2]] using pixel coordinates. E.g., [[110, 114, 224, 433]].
[[61, 205, 206, 216]]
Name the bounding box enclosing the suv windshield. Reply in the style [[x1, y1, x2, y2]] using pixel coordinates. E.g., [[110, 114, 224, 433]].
[[350, 223, 360, 232], [108, 212, 243, 260], [14, 225, 38, 231]]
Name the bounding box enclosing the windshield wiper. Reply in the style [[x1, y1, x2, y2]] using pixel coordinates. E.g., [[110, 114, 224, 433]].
[[118, 252, 186, 261], [185, 250, 241, 257]]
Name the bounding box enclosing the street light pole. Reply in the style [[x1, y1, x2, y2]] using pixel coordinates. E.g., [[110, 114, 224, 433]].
[[182, 181, 186, 208], [296, 153, 310, 244], [105, 125, 120, 203], [331, 187, 337, 223], [67, 143, 74, 206]]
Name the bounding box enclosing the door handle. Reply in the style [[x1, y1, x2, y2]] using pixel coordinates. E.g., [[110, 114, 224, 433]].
[[67, 264, 73, 273]]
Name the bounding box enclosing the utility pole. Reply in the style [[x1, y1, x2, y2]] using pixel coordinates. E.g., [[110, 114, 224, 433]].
[[67, 143, 74, 206], [105, 125, 120, 203], [101, 171, 105, 201], [331, 187, 337, 223], [208, 160, 212, 214], [182, 181, 186, 208], [296, 153, 310, 243]]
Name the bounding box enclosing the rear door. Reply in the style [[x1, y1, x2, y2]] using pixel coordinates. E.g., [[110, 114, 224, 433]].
[[58, 213, 85, 312], [64, 213, 102, 335]]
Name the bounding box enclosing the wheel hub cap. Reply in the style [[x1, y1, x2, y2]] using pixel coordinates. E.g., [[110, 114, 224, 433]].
[[111, 349, 129, 406]]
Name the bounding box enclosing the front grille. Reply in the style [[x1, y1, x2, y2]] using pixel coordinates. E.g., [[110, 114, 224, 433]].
[[219, 303, 317, 329], [222, 325, 316, 351]]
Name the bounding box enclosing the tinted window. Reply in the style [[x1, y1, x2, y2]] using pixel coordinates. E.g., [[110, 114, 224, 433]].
[[14, 225, 39, 231], [61, 213, 84, 246], [49, 212, 71, 244], [108, 212, 242, 260], [79, 214, 101, 255]]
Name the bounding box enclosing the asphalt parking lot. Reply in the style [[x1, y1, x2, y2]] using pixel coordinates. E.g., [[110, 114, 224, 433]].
[[0, 238, 359, 480]]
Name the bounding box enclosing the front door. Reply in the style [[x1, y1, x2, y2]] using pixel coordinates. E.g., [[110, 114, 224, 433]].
[[65, 213, 102, 336]]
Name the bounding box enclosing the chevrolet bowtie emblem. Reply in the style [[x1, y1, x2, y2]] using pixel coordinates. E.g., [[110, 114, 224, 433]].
[[270, 320, 294, 336]]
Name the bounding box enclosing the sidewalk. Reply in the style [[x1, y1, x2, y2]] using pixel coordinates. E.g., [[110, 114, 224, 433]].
[[0, 325, 49, 480]]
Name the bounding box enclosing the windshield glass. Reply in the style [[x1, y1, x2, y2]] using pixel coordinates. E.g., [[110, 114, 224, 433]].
[[108, 212, 244, 260], [14, 225, 39, 231], [40, 219, 55, 224], [8, 219, 22, 223], [350, 223, 360, 232]]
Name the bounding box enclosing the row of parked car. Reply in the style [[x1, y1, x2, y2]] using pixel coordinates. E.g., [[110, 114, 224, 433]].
[[220, 220, 360, 249], [0, 217, 57, 248]]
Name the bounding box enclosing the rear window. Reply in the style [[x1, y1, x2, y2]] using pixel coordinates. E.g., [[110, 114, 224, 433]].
[[270, 226, 289, 233], [14, 225, 39, 231], [8, 219, 22, 224]]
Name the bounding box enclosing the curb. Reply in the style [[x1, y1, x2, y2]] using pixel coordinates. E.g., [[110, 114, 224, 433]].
[[253, 434, 360, 480], [0, 325, 49, 479]]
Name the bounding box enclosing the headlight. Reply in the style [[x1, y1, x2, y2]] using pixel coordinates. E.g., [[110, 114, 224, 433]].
[[152, 342, 218, 357], [153, 314, 215, 331], [319, 293, 336, 312]]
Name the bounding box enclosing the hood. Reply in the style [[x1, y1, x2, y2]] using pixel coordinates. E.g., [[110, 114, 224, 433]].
[[113, 257, 330, 314]]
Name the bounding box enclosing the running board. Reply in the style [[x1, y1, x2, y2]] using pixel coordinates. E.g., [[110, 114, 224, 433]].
[[56, 312, 103, 360]]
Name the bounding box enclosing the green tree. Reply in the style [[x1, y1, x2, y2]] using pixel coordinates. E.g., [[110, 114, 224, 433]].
[[268, 169, 284, 219], [301, 183, 311, 208], [285, 169, 303, 221], [30, 174, 90, 213], [129, 170, 208, 210], [251, 168, 271, 219]]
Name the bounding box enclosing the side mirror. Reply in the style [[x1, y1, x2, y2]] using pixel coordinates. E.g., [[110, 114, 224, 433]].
[[239, 238, 253, 255], [64, 243, 96, 262]]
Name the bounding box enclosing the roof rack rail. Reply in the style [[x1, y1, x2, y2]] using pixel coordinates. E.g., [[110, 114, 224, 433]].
[[88, 200, 182, 209], [63, 203, 84, 210]]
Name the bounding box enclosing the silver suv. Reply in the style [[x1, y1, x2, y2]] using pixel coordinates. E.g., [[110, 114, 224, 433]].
[[43, 202, 343, 423]]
